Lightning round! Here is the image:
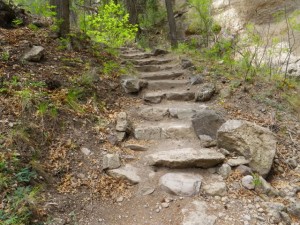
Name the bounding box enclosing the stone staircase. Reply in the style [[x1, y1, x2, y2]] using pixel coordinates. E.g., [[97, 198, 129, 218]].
[[103, 47, 230, 224]]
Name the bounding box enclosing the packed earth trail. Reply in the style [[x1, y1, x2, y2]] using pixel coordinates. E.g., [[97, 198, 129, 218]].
[[69, 47, 299, 225]]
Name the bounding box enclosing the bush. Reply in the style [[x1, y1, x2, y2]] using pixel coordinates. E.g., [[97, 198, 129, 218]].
[[85, 1, 138, 48]]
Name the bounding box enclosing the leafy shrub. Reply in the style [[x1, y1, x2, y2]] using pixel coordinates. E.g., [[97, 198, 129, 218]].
[[85, 1, 138, 48]]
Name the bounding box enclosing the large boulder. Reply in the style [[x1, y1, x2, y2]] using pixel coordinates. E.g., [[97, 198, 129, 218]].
[[192, 109, 225, 139], [217, 120, 277, 177]]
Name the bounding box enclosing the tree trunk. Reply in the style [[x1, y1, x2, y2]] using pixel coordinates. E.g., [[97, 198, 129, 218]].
[[165, 0, 178, 48], [50, 0, 70, 37], [125, 0, 138, 25]]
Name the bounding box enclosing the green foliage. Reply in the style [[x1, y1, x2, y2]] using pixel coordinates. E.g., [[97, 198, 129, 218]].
[[138, 0, 166, 29], [66, 89, 84, 112], [12, 18, 23, 27], [251, 173, 262, 187], [85, 1, 138, 48], [27, 23, 39, 31], [1, 51, 10, 61], [188, 0, 214, 46], [13, 0, 56, 17], [0, 152, 39, 225]]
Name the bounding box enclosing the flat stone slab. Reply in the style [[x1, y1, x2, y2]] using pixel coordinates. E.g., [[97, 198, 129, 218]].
[[132, 58, 173, 66], [166, 91, 195, 101], [159, 173, 202, 196], [182, 201, 217, 225], [146, 148, 225, 168], [107, 164, 141, 184], [134, 121, 196, 140], [138, 103, 207, 121], [203, 181, 227, 196], [135, 64, 176, 72], [143, 92, 164, 103], [121, 52, 152, 59], [140, 70, 184, 80], [147, 80, 189, 90]]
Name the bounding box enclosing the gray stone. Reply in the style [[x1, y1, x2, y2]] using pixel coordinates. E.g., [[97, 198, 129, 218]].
[[195, 83, 216, 102], [139, 106, 169, 121], [227, 156, 250, 166], [235, 165, 253, 175], [134, 121, 195, 140], [143, 92, 164, 103], [107, 134, 118, 145], [80, 147, 91, 156], [116, 112, 129, 132], [108, 164, 141, 184], [218, 164, 232, 179], [166, 91, 195, 101], [152, 48, 168, 56], [255, 176, 279, 196], [182, 201, 217, 225], [181, 59, 194, 69], [203, 181, 227, 196], [121, 78, 142, 93], [241, 175, 255, 190], [102, 154, 121, 170], [116, 132, 126, 142], [190, 75, 204, 85], [140, 70, 184, 80], [217, 120, 277, 177], [159, 173, 202, 196], [288, 201, 300, 219], [192, 109, 225, 139], [23, 46, 44, 62], [147, 80, 189, 90], [146, 148, 225, 168], [124, 144, 148, 151], [133, 58, 173, 66]]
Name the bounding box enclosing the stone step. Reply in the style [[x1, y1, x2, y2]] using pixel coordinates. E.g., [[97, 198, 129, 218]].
[[135, 64, 177, 73], [143, 90, 195, 103], [147, 80, 189, 90], [138, 103, 207, 121], [145, 148, 225, 168], [140, 70, 185, 80], [134, 121, 196, 140], [121, 52, 153, 60], [131, 58, 173, 66]]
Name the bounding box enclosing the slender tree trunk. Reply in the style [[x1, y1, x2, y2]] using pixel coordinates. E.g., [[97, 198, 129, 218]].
[[165, 0, 177, 48], [125, 0, 138, 25], [50, 0, 70, 37]]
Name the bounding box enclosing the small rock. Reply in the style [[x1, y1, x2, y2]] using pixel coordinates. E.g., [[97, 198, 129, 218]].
[[159, 173, 202, 196], [23, 46, 44, 62], [195, 83, 216, 102], [241, 175, 255, 190], [116, 132, 126, 142], [227, 156, 250, 167], [235, 165, 253, 175], [218, 164, 232, 179], [80, 147, 91, 156], [156, 208, 160, 213], [287, 201, 300, 219], [102, 154, 121, 170], [190, 75, 204, 85], [161, 202, 170, 208], [116, 112, 129, 132], [286, 158, 298, 169], [152, 48, 168, 56], [108, 164, 141, 184], [181, 59, 194, 69], [116, 196, 124, 202], [107, 134, 118, 145], [255, 176, 279, 196], [203, 181, 227, 196], [121, 78, 143, 93], [142, 187, 155, 196], [124, 144, 148, 151]]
